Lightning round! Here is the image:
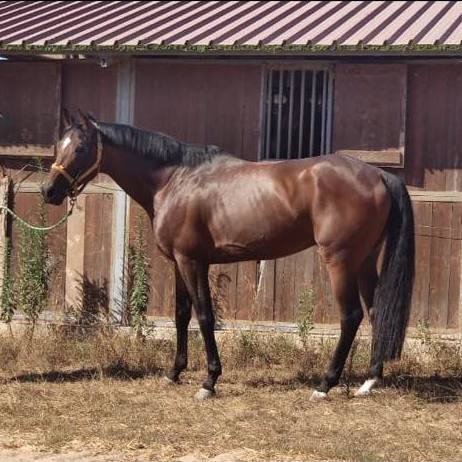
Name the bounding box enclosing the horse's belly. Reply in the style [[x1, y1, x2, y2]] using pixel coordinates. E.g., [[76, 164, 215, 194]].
[[210, 217, 316, 263]]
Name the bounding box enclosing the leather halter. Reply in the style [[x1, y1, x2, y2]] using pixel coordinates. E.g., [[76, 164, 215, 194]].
[[51, 131, 103, 199]]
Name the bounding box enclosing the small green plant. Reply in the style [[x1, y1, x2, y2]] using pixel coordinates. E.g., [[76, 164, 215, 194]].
[[297, 288, 315, 347], [127, 213, 151, 338], [416, 319, 431, 346], [236, 329, 259, 364], [16, 158, 52, 338], [0, 238, 14, 333]]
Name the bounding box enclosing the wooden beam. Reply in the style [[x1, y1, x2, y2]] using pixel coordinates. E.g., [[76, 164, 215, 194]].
[[336, 149, 402, 166], [409, 190, 462, 202], [0, 145, 55, 157], [15, 182, 122, 194], [64, 195, 85, 309], [110, 59, 135, 322]]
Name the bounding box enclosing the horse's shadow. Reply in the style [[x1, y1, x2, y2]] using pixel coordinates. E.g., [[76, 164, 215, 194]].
[[244, 372, 462, 403], [6, 368, 462, 403], [382, 374, 462, 403], [7, 365, 165, 384]]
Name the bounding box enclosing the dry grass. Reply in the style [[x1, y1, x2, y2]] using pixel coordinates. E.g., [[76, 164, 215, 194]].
[[0, 326, 460, 461]]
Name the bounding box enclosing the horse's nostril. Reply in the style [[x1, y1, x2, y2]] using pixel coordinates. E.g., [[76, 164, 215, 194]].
[[42, 185, 55, 201]]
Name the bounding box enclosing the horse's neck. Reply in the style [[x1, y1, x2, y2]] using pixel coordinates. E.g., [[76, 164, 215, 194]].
[[100, 144, 171, 220]]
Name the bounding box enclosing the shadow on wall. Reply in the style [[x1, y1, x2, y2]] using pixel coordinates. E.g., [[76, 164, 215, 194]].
[[66, 273, 109, 325]]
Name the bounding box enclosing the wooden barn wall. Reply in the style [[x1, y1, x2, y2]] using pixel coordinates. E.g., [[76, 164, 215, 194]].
[[331, 63, 462, 331], [130, 60, 462, 330], [0, 59, 462, 333], [0, 62, 118, 315], [404, 63, 462, 331], [0, 62, 64, 313]]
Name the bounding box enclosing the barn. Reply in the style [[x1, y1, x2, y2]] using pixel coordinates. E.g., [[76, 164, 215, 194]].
[[0, 0, 461, 337]]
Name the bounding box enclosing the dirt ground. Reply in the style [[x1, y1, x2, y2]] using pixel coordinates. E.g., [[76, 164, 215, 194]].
[[0, 448, 276, 462], [0, 374, 460, 462], [0, 449, 259, 462], [0, 331, 460, 462]]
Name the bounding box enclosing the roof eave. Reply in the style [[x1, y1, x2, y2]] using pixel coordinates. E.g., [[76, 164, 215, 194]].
[[2, 43, 462, 57]]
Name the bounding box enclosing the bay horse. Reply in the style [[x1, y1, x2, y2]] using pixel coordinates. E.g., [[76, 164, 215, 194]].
[[42, 110, 415, 401]]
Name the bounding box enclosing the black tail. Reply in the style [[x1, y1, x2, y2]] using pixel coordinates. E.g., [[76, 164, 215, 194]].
[[372, 172, 415, 363]]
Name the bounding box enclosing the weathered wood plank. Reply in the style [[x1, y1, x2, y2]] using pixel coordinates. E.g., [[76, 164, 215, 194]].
[[65, 195, 86, 309], [274, 255, 297, 322], [411, 201, 432, 325], [254, 260, 275, 321], [336, 149, 402, 166], [448, 203, 462, 329], [428, 202, 452, 328], [235, 261, 257, 321], [0, 145, 55, 157]]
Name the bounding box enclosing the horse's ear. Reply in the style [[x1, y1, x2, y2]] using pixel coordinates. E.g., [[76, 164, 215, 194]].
[[77, 108, 97, 131]]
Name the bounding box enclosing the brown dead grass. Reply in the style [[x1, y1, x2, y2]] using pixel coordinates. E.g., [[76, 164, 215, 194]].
[[0, 327, 460, 461]]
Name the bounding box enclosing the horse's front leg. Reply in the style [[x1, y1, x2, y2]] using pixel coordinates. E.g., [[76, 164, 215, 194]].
[[175, 255, 222, 400], [166, 266, 192, 384]]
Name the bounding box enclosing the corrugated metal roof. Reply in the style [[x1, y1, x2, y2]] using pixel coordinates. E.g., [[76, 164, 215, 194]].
[[2, 1, 462, 53]]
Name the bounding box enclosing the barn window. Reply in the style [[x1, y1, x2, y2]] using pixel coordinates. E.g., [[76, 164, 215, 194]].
[[261, 67, 332, 160]]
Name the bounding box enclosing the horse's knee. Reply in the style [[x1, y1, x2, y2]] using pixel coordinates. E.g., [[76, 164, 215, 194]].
[[197, 312, 215, 329], [341, 307, 364, 328]]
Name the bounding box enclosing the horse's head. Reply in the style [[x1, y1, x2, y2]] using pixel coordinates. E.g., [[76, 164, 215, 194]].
[[41, 109, 102, 205]]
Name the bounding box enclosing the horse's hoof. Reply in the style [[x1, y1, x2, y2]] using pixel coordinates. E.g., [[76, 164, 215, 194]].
[[354, 378, 377, 397], [310, 390, 329, 402], [195, 388, 215, 401], [164, 375, 177, 386]]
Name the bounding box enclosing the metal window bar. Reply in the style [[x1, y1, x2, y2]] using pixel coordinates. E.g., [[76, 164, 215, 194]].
[[320, 70, 327, 155], [264, 71, 273, 160], [276, 69, 283, 159], [325, 70, 334, 154], [298, 69, 306, 159], [287, 70, 295, 158], [309, 70, 317, 157]]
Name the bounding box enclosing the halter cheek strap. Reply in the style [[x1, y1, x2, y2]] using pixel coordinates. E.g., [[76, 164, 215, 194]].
[[51, 131, 103, 198]]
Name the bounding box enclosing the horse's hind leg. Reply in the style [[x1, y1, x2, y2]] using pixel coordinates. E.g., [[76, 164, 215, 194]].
[[174, 255, 222, 400], [311, 260, 363, 401], [355, 254, 383, 396], [166, 266, 192, 384]]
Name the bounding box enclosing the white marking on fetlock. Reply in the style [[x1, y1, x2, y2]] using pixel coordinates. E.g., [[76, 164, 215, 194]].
[[195, 388, 214, 401], [310, 390, 329, 402], [164, 375, 176, 385], [355, 378, 378, 397]]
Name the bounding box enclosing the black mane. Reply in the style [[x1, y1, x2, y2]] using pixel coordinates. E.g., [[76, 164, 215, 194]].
[[97, 122, 225, 167]]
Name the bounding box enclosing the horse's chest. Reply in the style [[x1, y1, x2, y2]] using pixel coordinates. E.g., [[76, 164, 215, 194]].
[[153, 212, 176, 259]]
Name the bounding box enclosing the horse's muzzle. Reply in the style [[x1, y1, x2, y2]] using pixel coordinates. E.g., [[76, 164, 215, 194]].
[[41, 183, 66, 206]]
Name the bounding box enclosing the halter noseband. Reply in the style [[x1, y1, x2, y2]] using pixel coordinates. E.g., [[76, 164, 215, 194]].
[[51, 131, 103, 199]]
